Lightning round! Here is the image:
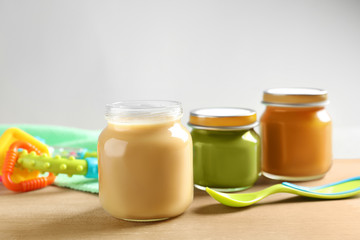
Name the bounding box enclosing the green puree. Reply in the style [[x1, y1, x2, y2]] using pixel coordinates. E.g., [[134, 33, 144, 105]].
[[191, 128, 260, 191]]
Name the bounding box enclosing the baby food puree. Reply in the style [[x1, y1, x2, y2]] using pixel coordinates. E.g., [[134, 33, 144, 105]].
[[261, 88, 332, 181], [189, 108, 261, 192], [98, 101, 193, 221]]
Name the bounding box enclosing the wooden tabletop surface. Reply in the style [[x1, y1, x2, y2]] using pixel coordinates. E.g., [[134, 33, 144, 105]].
[[1, 159, 360, 240]]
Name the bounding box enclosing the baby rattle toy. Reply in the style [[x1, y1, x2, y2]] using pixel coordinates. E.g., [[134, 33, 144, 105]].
[[0, 128, 98, 192]]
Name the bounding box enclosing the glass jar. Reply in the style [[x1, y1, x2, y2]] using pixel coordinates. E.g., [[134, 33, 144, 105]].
[[98, 101, 193, 221], [260, 88, 332, 181], [189, 108, 261, 192]]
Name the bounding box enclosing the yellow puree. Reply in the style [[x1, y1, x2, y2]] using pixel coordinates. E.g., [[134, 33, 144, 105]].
[[98, 120, 193, 221]]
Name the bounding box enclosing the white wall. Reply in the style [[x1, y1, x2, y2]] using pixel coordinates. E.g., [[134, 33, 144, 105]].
[[1, 1, 360, 157]]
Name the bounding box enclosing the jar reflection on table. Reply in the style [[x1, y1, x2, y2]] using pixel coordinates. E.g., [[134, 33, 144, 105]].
[[98, 101, 193, 222], [260, 88, 332, 181]]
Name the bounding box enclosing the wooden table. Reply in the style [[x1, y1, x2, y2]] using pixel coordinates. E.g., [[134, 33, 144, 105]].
[[1, 159, 360, 240]]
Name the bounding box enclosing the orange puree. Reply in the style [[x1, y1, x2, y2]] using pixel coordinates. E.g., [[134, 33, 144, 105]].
[[260, 88, 332, 181]]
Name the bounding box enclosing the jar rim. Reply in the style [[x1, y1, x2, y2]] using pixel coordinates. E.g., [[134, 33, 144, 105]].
[[263, 87, 328, 106], [105, 100, 183, 123], [262, 100, 329, 107], [189, 107, 257, 128], [189, 121, 259, 131]]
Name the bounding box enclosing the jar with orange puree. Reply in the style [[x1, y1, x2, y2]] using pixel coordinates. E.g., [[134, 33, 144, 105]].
[[260, 88, 332, 181], [98, 101, 193, 222]]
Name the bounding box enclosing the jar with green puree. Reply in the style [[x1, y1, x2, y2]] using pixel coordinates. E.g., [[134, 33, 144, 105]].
[[189, 108, 260, 192]]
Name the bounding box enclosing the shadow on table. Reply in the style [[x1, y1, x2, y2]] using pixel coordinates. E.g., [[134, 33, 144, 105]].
[[17, 206, 177, 239], [0, 185, 71, 199], [192, 195, 343, 215]]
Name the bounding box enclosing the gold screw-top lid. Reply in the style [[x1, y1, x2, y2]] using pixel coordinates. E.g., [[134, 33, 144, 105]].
[[262, 88, 328, 106], [189, 108, 257, 129]]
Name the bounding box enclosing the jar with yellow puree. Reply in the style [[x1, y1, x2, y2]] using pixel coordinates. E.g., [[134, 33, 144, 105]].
[[261, 88, 332, 181], [98, 101, 193, 222]]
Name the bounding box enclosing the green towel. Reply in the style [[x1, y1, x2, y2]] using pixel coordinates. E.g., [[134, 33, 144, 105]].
[[54, 174, 99, 194], [0, 124, 100, 194]]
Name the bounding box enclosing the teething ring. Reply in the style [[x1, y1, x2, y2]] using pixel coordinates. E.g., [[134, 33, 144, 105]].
[[2, 141, 55, 192]]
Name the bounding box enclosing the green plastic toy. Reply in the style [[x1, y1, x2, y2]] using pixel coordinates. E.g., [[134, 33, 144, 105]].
[[17, 150, 98, 179], [206, 176, 360, 207]]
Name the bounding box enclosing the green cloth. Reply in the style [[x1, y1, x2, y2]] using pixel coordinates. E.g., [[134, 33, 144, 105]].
[[54, 174, 99, 194], [0, 124, 100, 194]]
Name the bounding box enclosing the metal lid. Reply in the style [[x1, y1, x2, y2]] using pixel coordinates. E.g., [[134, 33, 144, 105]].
[[262, 88, 328, 107], [189, 108, 257, 130]]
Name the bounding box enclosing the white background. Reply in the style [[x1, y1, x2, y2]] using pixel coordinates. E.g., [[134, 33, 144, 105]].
[[1, 1, 360, 157]]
